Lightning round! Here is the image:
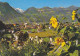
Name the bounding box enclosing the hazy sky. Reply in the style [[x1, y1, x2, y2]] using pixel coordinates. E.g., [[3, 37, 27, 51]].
[[0, 0, 80, 10]]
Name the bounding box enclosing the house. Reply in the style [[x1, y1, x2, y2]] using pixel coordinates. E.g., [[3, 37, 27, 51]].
[[38, 9, 44, 13], [24, 23, 28, 28], [27, 30, 32, 33]]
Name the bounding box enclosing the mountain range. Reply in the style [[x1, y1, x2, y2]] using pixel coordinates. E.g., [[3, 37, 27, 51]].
[[0, 2, 80, 23]]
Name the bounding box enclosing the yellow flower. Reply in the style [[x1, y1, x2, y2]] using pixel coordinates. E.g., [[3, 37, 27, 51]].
[[50, 16, 58, 28], [59, 38, 64, 42], [50, 16, 54, 21], [54, 37, 61, 45], [72, 10, 76, 20], [72, 17, 75, 21], [72, 15, 75, 20], [54, 37, 66, 46], [61, 42, 66, 47], [72, 10, 76, 15]]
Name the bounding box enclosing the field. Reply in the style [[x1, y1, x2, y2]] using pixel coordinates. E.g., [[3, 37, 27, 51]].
[[29, 29, 57, 37]]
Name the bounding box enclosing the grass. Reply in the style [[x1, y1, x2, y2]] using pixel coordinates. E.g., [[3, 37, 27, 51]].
[[43, 38, 50, 42], [29, 29, 57, 38], [3, 34, 12, 38], [21, 30, 28, 32]]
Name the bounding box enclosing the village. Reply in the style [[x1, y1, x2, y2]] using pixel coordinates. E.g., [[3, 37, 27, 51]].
[[0, 21, 55, 49]]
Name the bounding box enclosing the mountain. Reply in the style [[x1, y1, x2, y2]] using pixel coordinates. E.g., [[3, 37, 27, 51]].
[[0, 2, 79, 23], [15, 8, 24, 13], [67, 6, 79, 10], [0, 2, 27, 23], [24, 6, 80, 22]]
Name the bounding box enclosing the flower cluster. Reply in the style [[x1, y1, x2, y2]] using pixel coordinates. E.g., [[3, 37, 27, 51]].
[[50, 16, 58, 28], [54, 37, 66, 47], [72, 10, 76, 20]]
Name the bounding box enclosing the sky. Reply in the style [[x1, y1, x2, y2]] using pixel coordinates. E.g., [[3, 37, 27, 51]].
[[0, 0, 80, 10]]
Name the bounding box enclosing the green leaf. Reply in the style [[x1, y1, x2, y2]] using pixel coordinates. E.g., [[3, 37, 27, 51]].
[[60, 26, 66, 34], [69, 50, 78, 56], [54, 46, 63, 56], [62, 41, 71, 52], [63, 44, 71, 52], [75, 31, 79, 34]]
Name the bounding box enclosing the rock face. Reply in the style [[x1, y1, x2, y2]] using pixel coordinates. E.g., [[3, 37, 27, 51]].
[[15, 8, 24, 13]]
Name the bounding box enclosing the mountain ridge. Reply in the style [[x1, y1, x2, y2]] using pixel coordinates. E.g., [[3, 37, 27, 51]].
[[0, 2, 79, 23]]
